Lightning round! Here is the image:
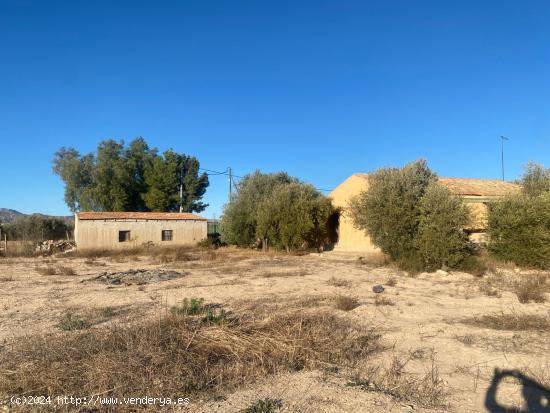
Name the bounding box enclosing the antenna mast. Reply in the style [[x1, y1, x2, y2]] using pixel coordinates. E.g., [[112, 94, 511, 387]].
[[500, 135, 509, 181]]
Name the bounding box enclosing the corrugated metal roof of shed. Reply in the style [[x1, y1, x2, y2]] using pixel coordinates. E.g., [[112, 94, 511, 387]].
[[76, 212, 207, 221]]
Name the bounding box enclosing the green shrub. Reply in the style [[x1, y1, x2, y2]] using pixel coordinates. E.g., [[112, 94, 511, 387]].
[[240, 398, 282, 413], [256, 182, 333, 252], [58, 313, 88, 331], [416, 184, 472, 271], [220, 171, 334, 251], [220, 171, 296, 247], [171, 298, 227, 324], [171, 298, 206, 316], [349, 160, 437, 265], [349, 160, 474, 271], [488, 192, 550, 269]]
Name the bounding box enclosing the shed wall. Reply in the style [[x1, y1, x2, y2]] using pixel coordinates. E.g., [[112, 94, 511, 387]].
[[75, 218, 207, 250]]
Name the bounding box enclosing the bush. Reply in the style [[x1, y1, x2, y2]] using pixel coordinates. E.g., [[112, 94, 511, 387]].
[[513, 274, 548, 303], [220, 171, 334, 251], [220, 171, 296, 247], [58, 313, 88, 331], [416, 184, 472, 271], [334, 295, 360, 311], [488, 192, 550, 269], [256, 182, 333, 252], [241, 398, 282, 413], [349, 160, 474, 271], [349, 160, 437, 265], [2, 214, 72, 241]]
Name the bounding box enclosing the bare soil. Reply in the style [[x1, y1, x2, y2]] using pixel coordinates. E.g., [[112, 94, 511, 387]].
[[0, 248, 549, 412]]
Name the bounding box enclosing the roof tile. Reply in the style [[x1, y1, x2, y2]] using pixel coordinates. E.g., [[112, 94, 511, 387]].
[[76, 212, 207, 221]]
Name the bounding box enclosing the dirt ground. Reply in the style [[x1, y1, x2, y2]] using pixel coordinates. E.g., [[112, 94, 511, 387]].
[[0, 249, 549, 413]]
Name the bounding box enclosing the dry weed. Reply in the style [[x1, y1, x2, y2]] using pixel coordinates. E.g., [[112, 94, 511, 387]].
[[386, 277, 398, 287], [513, 273, 548, 303], [56, 265, 76, 276], [478, 282, 501, 298], [455, 334, 475, 346], [34, 265, 75, 276], [327, 277, 352, 287], [261, 269, 308, 278], [375, 295, 395, 306], [461, 311, 550, 331], [0, 303, 382, 407], [84, 259, 106, 266], [334, 295, 360, 311], [34, 266, 56, 275], [348, 354, 447, 408], [241, 398, 283, 413], [357, 252, 389, 268]]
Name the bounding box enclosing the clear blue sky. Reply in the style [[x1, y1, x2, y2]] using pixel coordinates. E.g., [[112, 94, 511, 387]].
[[1, 0, 549, 218]]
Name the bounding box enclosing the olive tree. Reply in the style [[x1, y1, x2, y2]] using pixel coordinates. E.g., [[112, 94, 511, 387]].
[[349, 160, 473, 271], [220, 171, 333, 251]]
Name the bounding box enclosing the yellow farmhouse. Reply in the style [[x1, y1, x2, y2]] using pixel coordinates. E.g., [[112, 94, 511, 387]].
[[75, 212, 207, 250], [329, 174, 519, 253]]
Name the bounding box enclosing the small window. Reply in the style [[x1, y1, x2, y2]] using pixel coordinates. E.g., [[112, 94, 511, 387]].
[[119, 231, 131, 242], [161, 230, 173, 241]]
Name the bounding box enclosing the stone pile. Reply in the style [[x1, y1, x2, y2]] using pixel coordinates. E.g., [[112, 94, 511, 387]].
[[36, 240, 76, 255]]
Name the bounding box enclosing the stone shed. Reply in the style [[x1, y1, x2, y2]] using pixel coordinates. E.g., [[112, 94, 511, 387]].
[[329, 174, 519, 253], [74, 212, 207, 250]]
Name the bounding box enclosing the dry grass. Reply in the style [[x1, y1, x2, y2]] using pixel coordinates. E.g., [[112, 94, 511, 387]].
[[385, 277, 398, 287], [513, 273, 549, 303], [478, 281, 501, 297], [240, 398, 283, 413], [334, 295, 360, 311], [455, 334, 475, 346], [260, 269, 308, 278], [374, 295, 395, 306], [34, 265, 56, 275], [327, 277, 352, 288], [348, 354, 447, 408], [57, 312, 89, 331], [0, 276, 14, 282], [0, 302, 382, 408], [34, 265, 75, 276], [357, 252, 389, 268], [56, 265, 76, 276], [461, 311, 550, 331], [84, 259, 107, 266]]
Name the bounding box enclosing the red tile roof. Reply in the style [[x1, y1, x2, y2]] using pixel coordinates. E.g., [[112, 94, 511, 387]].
[[76, 212, 207, 221], [438, 177, 519, 197], [354, 174, 519, 197]]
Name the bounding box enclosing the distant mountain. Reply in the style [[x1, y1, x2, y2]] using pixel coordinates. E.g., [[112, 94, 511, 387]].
[[0, 208, 73, 224], [0, 208, 24, 223]]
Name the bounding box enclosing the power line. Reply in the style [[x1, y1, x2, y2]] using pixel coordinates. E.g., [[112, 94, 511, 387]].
[[199, 167, 333, 193]]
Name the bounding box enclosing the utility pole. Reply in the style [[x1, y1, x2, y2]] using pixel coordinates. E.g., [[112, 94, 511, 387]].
[[228, 167, 232, 202], [500, 135, 509, 181], [179, 164, 184, 213]]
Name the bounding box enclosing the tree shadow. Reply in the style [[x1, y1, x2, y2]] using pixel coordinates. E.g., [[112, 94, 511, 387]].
[[485, 368, 550, 412]]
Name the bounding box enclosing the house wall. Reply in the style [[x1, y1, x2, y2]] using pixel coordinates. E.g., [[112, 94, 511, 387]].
[[329, 175, 379, 253], [329, 175, 496, 253], [75, 218, 207, 250]]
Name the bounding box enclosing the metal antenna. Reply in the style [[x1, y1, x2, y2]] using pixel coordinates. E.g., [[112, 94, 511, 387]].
[[500, 136, 509, 181]]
